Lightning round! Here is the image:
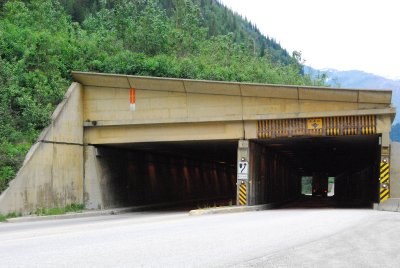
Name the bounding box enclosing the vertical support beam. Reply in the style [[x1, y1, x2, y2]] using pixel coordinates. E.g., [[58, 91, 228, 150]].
[[237, 140, 250, 206], [236, 140, 263, 206], [379, 132, 390, 203], [84, 145, 104, 210], [390, 142, 400, 198], [249, 141, 263, 205], [376, 114, 393, 205]]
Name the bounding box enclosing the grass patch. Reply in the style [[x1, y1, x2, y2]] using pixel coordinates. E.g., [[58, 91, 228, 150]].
[[0, 204, 85, 221], [35, 203, 85, 216], [0, 212, 22, 222]]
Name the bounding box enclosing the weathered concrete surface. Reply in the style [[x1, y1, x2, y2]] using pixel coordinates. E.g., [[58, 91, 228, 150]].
[[84, 121, 246, 144], [0, 83, 84, 214], [390, 142, 400, 198], [376, 142, 400, 211], [376, 198, 400, 212], [79, 72, 394, 145], [188, 203, 278, 216]]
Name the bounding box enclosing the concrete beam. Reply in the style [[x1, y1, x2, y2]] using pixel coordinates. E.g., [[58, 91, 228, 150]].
[[84, 121, 245, 144]]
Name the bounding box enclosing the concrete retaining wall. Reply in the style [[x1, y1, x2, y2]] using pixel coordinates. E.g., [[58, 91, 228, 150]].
[[0, 83, 84, 214]]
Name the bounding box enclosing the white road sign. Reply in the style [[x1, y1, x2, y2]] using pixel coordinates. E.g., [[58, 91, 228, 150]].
[[238, 161, 249, 180]]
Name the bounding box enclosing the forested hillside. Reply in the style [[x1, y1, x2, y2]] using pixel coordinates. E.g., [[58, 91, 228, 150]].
[[0, 0, 326, 193], [60, 0, 293, 64]]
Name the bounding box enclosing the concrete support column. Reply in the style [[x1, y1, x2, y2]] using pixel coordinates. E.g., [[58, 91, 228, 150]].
[[381, 132, 390, 161], [249, 141, 264, 205], [390, 142, 400, 198], [84, 145, 104, 210], [379, 132, 391, 203], [236, 140, 263, 206], [237, 140, 250, 206]]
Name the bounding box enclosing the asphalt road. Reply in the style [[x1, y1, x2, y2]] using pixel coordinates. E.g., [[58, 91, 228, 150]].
[[1, 208, 400, 267]]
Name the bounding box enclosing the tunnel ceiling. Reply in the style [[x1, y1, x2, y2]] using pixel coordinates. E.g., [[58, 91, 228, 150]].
[[256, 135, 380, 176], [99, 140, 238, 164]]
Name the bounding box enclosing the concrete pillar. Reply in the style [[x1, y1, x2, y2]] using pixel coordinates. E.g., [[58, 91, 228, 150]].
[[374, 115, 397, 210], [390, 142, 400, 198], [249, 141, 264, 205], [237, 140, 250, 206], [84, 145, 104, 210], [236, 140, 264, 206], [380, 132, 390, 201]]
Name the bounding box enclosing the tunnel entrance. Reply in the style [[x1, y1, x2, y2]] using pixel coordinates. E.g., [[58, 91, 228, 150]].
[[92, 140, 237, 209], [253, 135, 381, 208], [89, 135, 381, 210]]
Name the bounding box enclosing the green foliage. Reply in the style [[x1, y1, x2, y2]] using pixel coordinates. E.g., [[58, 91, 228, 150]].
[[0, 211, 21, 222], [35, 203, 85, 216], [301, 176, 312, 195], [0, 0, 327, 194]]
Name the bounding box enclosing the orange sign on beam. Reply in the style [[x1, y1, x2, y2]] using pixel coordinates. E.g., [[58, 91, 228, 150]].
[[130, 88, 136, 111]]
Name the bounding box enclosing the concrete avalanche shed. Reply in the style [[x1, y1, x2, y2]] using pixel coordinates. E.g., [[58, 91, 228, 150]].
[[0, 71, 397, 214]]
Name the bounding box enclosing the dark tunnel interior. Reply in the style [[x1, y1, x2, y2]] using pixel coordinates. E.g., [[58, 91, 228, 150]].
[[94, 140, 238, 209], [93, 135, 381, 210], [255, 134, 381, 208]]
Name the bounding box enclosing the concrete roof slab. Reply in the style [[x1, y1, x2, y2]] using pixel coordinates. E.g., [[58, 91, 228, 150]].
[[358, 90, 392, 104], [183, 80, 241, 95], [72, 72, 130, 88], [128, 77, 185, 92], [241, 84, 298, 99], [72, 71, 393, 106], [299, 88, 359, 102]]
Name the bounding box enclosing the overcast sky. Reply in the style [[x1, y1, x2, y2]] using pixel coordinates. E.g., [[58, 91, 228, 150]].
[[219, 0, 400, 79]]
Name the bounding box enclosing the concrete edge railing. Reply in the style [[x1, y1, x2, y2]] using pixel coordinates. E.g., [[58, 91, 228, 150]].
[[374, 198, 400, 212], [189, 202, 281, 216], [4, 197, 234, 223]]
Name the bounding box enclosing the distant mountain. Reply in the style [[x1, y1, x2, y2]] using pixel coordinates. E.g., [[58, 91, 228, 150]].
[[304, 67, 400, 141], [320, 69, 400, 90]]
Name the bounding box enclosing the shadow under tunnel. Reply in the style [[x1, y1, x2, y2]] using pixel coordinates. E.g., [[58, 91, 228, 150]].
[[253, 135, 381, 209], [93, 140, 238, 210]]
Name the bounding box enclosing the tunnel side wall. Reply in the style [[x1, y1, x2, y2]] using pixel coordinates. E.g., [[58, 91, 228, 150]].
[[84, 146, 236, 209], [335, 167, 378, 205], [249, 141, 301, 205], [0, 83, 84, 214]]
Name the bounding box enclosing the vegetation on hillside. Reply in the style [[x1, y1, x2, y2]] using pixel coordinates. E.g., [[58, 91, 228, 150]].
[[0, 0, 327, 193]]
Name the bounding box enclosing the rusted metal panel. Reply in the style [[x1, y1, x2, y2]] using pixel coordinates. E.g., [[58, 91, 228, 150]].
[[257, 115, 376, 138]]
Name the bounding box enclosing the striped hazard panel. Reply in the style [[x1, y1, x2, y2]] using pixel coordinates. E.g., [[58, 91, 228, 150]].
[[380, 161, 390, 203], [239, 182, 247, 206], [257, 115, 376, 139]]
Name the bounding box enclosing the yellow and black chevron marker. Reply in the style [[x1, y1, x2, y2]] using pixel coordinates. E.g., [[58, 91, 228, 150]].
[[239, 182, 247, 206], [380, 161, 390, 203]]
